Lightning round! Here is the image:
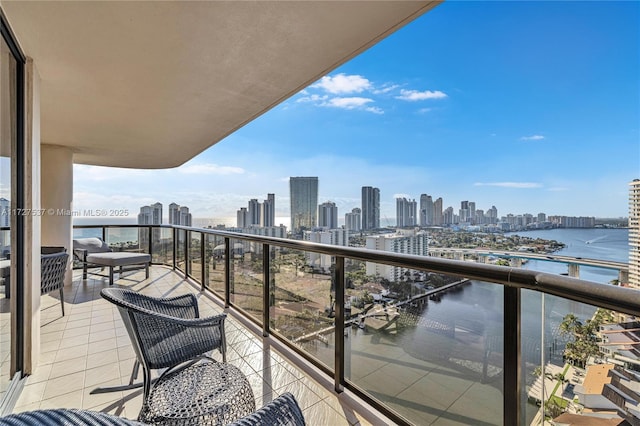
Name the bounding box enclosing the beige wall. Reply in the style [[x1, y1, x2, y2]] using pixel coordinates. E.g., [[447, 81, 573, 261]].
[[41, 144, 73, 287]]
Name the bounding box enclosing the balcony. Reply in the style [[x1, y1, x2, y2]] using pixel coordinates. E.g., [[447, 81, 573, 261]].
[[12, 265, 387, 425], [7, 224, 639, 425]]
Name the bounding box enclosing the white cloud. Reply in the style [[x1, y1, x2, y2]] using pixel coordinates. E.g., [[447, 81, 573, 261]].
[[520, 135, 545, 141], [474, 182, 542, 188], [321, 97, 373, 109], [312, 74, 372, 94], [372, 84, 399, 94], [417, 108, 433, 114], [178, 163, 244, 175], [365, 106, 384, 115], [296, 94, 328, 103], [396, 89, 447, 101]]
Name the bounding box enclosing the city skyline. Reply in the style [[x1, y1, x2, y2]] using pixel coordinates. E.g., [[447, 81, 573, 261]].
[[72, 1, 638, 221]]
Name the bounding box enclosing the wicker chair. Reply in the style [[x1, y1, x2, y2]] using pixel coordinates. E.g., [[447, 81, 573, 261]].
[[229, 393, 305, 426], [100, 288, 255, 425], [40, 250, 68, 316], [0, 408, 145, 425]]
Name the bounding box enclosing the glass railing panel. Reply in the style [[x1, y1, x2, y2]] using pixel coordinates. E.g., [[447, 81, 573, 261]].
[[104, 227, 147, 253], [345, 266, 504, 425], [151, 227, 173, 265], [205, 234, 226, 297], [188, 231, 202, 284], [229, 238, 263, 324], [522, 290, 630, 425], [176, 229, 186, 272], [72, 227, 103, 240], [269, 247, 335, 370]]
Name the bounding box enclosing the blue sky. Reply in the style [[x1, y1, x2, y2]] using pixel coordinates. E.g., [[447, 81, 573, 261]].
[[74, 1, 639, 226]]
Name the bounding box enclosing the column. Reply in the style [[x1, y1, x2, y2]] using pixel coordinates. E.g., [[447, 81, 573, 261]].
[[41, 144, 73, 286]]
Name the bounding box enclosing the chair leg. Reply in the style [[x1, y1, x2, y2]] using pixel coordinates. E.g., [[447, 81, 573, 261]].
[[59, 287, 65, 316], [109, 266, 114, 285], [83, 263, 87, 279], [129, 360, 140, 385], [145, 263, 149, 279]]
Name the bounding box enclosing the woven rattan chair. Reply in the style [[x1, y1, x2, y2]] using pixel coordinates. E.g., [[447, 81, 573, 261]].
[[229, 393, 305, 426], [100, 288, 255, 425], [40, 250, 68, 316], [0, 408, 145, 425]]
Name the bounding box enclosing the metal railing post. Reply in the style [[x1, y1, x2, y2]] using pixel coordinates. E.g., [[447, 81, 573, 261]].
[[185, 230, 190, 276], [148, 226, 153, 260], [224, 238, 231, 309], [504, 285, 521, 426], [172, 227, 177, 270], [334, 256, 345, 393], [262, 243, 270, 337], [200, 233, 205, 291]]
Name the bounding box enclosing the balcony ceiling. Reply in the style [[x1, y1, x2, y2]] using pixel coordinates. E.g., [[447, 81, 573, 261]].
[[2, 1, 439, 169]]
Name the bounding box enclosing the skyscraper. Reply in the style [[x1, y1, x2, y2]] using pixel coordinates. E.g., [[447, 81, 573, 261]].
[[396, 197, 417, 227], [318, 201, 338, 229], [419, 194, 433, 226], [248, 199, 261, 226], [137, 202, 162, 225], [168, 203, 180, 225], [434, 197, 443, 226], [630, 179, 640, 288], [290, 177, 318, 234], [179, 206, 192, 227], [237, 207, 249, 228], [361, 186, 380, 230], [263, 193, 275, 227], [345, 208, 361, 232]]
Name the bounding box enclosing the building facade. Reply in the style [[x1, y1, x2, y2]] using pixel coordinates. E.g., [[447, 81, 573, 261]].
[[365, 229, 429, 281], [345, 207, 361, 232], [630, 179, 640, 288], [290, 177, 318, 234], [396, 197, 417, 228], [361, 186, 380, 231], [318, 201, 338, 229]]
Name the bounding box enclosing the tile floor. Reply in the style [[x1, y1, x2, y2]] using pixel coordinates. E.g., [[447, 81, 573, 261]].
[[10, 265, 393, 425]]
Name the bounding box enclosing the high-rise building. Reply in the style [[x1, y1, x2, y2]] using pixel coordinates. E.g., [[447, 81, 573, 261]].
[[396, 197, 417, 227], [303, 229, 348, 273], [487, 206, 498, 225], [459, 200, 470, 223], [169, 203, 180, 225], [361, 186, 380, 230], [365, 229, 428, 281], [433, 197, 443, 226], [443, 206, 454, 225], [137, 202, 162, 225], [248, 199, 261, 226], [290, 177, 318, 234], [0, 198, 8, 228], [345, 208, 361, 232], [237, 207, 249, 228], [630, 179, 640, 288], [179, 206, 192, 226], [263, 193, 275, 227], [318, 201, 338, 229], [419, 194, 433, 226], [469, 202, 476, 224]]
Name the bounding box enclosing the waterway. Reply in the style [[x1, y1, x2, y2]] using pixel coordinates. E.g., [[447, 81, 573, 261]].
[[300, 228, 629, 425]]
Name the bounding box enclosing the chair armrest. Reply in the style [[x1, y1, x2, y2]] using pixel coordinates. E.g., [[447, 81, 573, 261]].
[[228, 392, 305, 426], [73, 248, 88, 262]]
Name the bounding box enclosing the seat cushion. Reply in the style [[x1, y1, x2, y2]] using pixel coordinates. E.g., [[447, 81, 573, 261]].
[[86, 252, 151, 267]]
